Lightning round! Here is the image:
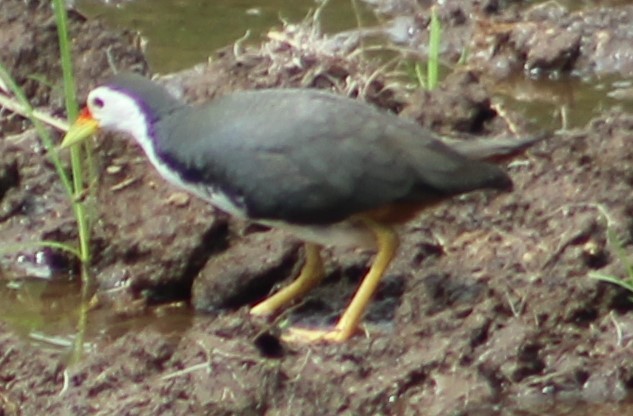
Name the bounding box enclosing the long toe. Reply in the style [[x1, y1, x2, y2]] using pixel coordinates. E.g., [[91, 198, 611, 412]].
[[281, 326, 359, 344]]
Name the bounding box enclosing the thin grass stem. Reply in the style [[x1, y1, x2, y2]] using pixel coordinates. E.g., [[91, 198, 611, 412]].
[[0, 241, 81, 259], [52, 0, 92, 265], [427, 6, 441, 90]]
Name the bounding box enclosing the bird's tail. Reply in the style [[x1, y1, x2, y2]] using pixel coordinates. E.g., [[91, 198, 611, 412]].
[[441, 132, 549, 161]]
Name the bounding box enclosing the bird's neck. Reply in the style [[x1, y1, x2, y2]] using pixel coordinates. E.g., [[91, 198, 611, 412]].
[[128, 116, 189, 191]]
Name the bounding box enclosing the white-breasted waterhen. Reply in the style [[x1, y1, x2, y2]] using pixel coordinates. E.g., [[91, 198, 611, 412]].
[[61, 72, 538, 343]]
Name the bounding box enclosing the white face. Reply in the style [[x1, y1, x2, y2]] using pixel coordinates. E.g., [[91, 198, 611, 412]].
[[86, 86, 148, 141]]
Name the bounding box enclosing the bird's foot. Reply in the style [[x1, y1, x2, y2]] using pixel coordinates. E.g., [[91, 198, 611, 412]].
[[249, 303, 275, 317], [281, 325, 358, 344]]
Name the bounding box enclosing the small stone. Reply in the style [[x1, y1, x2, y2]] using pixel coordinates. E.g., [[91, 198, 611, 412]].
[[166, 192, 190, 207], [106, 165, 123, 174]]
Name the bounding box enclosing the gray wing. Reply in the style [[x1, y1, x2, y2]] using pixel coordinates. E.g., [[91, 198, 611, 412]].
[[157, 89, 508, 224]]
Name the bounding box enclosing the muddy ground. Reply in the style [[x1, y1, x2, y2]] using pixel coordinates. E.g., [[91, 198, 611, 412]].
[[2, 0, 633, 415]]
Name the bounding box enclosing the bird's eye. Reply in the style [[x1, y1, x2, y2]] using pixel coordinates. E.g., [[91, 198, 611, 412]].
[[92, 97, 105, 109]]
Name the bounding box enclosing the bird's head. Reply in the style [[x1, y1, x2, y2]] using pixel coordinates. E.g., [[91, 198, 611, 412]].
[[60, 73, 184, 149], [60, 85, 149, 149]]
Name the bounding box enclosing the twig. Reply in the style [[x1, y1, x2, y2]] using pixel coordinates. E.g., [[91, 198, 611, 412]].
[[609, 311, 623, 347], [0, 92, 68, 131]]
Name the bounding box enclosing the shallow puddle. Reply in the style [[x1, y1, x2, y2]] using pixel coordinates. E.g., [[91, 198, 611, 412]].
[[494, 73, 633, 130], [74, 0, 633, 131], [0, 278, 81, 351], [0, 277, 193, 356], [77, 0, 376, 72]]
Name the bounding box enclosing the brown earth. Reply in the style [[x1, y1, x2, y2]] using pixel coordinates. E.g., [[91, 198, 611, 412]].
[[1, 0, 633, 415]]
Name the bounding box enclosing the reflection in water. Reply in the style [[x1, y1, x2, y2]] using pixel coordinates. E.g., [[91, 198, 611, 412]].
[[0, 278, 193, 354]]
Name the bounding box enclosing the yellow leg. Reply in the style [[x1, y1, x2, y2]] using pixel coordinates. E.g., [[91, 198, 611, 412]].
[[250, 243, 324, 316], [284, 219, 399, 343]]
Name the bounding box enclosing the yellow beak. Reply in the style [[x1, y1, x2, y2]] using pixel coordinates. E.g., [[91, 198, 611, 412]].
[[59, 109, 100, 148]]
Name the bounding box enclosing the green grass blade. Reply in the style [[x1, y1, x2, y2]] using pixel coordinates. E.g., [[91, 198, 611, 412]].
[[0, 63, 74, 197], [606, 228, 633, 280], [52, 0, 92, 265], [589, 272, 633, 292], [414, 62, 426, 89], [0, 241, 81, 259], [427, 7, 441, 90], [588, 226, 633, 301], [52, 0, 78, 122], [52, 0, 93, 360]]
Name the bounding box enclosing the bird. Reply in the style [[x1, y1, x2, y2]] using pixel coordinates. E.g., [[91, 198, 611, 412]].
[[61, 72, 539, 343]]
